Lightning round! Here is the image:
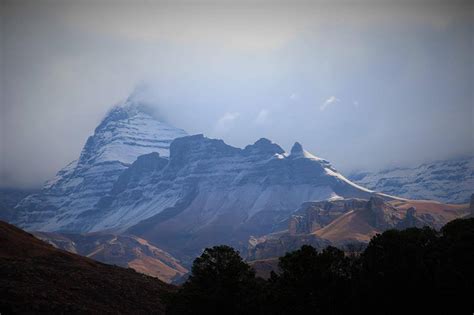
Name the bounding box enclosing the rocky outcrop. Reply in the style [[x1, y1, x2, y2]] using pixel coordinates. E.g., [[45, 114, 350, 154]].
[[288, 199, 368, 235], [248, 198, 394, 260], [367, 197, 403, 230], [247, 233, 330, 261], [288, 215, 304, 235], [396, 207, 427, 229]]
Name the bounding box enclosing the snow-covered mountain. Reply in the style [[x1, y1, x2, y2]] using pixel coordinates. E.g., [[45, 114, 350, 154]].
[[14, 98, 187, 231], [350, 157, 474, 204], [13, 100, 382, 260], [12, 93, 417, 260]]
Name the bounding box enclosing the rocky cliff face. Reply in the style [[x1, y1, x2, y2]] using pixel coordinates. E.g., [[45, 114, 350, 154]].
[[366, 197, 404, 230], [288, 199, 369, 235], [350, 157, 474, 204], [285, 197, 404, 237]]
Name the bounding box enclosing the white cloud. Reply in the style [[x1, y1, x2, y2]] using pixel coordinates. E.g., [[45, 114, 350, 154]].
[[215, 112, 240, 133], [254, 109, 270, 124], [320, 96, 340, 111]]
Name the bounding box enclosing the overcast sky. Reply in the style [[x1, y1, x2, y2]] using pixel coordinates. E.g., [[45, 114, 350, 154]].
[[1, 0, 473, 188]]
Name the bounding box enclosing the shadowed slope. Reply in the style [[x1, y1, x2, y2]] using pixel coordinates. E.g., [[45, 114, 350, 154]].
[[0, 221, 173, 314]]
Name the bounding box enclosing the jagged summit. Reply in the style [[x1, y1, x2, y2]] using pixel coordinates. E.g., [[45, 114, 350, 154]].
[[98, 84, 166, 132], [244, 138, 285, 156], [289, 142, 329, 164], [79, 98, 187, 167], [98, 101, 154, 128], [290, 142, 304, 154]]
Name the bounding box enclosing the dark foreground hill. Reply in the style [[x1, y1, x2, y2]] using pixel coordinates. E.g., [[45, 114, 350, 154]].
[[0, 221, 173, 314]]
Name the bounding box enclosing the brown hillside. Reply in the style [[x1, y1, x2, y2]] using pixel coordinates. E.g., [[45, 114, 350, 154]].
[[34, 231, 188, 283]]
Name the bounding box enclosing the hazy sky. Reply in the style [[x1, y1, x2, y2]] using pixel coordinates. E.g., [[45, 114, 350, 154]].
[[1, 0, 473, 188]]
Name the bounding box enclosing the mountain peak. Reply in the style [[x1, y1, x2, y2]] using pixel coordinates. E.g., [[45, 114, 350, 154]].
[[289, 142, 330, 165], [255, 138, 272, 145], [14, 96, 189, 232], [290, 142, 304, 154], [96, 83, 163, 129], [81, 100, 187, 167], [244, 138, 284, 156]]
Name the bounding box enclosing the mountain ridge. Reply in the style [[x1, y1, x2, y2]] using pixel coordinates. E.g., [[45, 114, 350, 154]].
[[10, 96, 472, 264], [11, 102, 387, 262]]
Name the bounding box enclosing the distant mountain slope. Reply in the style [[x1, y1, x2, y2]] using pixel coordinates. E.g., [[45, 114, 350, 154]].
[[14, 97, 187, 232], [350, 156, 474, 204], [34, 231, 188, 283], [0, 221, 172, 314]]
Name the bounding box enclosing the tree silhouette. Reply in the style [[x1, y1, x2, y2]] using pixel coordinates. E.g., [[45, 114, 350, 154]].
[[167, 219, 474, 314], [266, 245, 353, 314], [167, 245, 261, 315]]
